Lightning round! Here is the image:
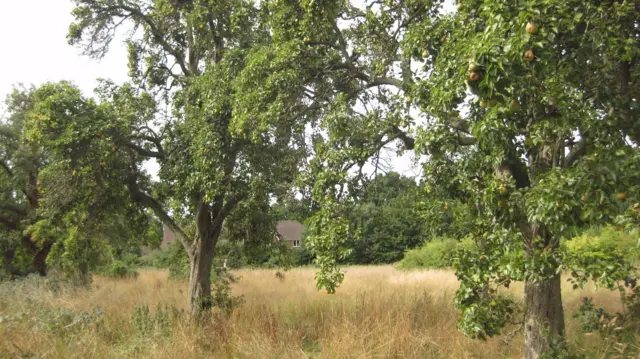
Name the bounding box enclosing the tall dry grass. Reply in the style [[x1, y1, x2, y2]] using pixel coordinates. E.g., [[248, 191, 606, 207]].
[[0, 266, 631, 358]]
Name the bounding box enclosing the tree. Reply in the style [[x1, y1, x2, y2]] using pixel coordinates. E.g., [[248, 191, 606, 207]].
[[249, 0, 639, 357], [0, 86, 54, 276], [408, 1, 640, 357], [346, 172, 425, 264], [61, 0, 305, 314], [0, 83, 159, 279], [239, 0, 441, 292]]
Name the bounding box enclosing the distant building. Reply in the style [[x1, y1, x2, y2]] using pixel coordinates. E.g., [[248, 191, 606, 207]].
[[161, 224, 175, 249], [158, 220, 305, 250], [276, 220, 305, 248]]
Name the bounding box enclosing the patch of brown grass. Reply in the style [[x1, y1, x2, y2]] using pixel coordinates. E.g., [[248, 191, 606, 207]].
[[0, 266, 631, 358]]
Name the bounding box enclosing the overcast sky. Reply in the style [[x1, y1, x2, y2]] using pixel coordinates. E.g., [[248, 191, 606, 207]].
[[0, 0, 423, 178], [0, 0, 129, 107]]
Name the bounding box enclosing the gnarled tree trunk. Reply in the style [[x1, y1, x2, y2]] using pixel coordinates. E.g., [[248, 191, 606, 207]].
[[188, 200, 224, 316], [523, 270, 565, 358], [188, 236, 216, 315]]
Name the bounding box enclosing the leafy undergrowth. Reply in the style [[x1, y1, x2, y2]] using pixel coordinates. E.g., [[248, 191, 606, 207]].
[[0, 267, 637, 358]]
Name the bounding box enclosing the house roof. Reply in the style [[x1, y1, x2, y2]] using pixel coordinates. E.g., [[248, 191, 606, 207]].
[[276, 220, 304, 241]]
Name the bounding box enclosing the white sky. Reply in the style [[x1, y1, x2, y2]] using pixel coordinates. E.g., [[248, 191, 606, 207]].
[[0, 0, 129, 106], [0, 0, 422, 178]]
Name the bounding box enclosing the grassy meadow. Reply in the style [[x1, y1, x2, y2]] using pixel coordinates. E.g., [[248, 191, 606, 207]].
[[0, 266, 633, 358]]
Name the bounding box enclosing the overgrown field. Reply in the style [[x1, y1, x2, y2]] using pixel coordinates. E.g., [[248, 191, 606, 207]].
[[0, 266, 634, 358]]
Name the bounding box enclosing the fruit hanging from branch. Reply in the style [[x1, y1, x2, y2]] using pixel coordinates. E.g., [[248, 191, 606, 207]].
[[508, 99, 521, 113], [523, 49, 535, 62], [616, 192, 628, 201], [469, 71, 481, 81], [526, 22, 538, 35], [468, 60, 480, 72]]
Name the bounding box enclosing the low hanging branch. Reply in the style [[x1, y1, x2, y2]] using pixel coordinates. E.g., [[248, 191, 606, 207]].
[[126, 175, 192, 261]]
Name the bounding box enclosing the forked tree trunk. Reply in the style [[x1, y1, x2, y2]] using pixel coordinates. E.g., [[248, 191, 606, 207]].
[[523, 272, 565, 359]]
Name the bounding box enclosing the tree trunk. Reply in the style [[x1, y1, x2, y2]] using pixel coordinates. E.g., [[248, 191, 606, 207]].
[[188, 199, 224, 316], [188, 237, 216, 315], [33, 241, 53, 276], [2, 248, 15, 277], [523, 273, 565, 359]]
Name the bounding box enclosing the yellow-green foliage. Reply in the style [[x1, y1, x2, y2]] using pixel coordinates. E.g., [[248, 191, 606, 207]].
[[396, 237, 475, 270], [564, 226, 640, 266]]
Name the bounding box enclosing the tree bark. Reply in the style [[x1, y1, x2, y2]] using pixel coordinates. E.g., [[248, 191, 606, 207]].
[[188, 199, 223, 316], [188, 236, 216, 315], [523, 273, 565, 359], [2, 248, 15, 277], [32, 241, 53, 276]]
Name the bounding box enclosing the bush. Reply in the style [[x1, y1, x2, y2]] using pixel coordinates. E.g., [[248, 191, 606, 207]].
[[396, 237, 471, 270], [214, 241, 247, 269], [100, 261, 139, 279], [564, 226, 640, 266], [563, 226, 640, 289], [291, 247, 314, 266]]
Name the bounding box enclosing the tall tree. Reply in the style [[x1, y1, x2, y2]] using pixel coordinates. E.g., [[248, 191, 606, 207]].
[[248, 0, 639, 357], [0, 83, 158, 278], [0, 86, 53, 276], [62, 0, 305, 314], [409, 1, 640, 357], [239, 0, 438, 291]]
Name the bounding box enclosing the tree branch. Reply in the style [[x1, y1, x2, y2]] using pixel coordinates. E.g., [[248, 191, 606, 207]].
[[446, 117, 471, 134], [120, 139, 164, 158], [211, 194, 245, 231], [389, 126, 415, 150], [458, 135, 477, 146], [565, 138, 586, 167], [0, 215, 17, 229], [102, 4, 190, 76], [0, 159, 13, 177], [0, 203, 27, 216], [127, 177, 192, 260], [368, 77, 403, 89]]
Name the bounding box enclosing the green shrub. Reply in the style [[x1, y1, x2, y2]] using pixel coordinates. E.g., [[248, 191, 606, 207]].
[[396, 237, 468, 270], [100, 261, 138, 279], [291, 247, 314, 266], [564, 226, 640, 266], [214, 241, 247, 269], [563, 226, 640, 289]]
